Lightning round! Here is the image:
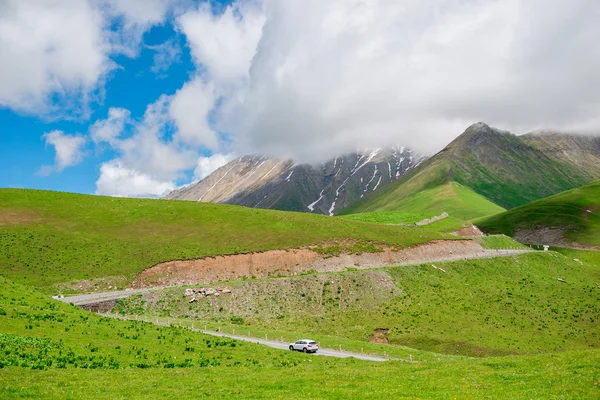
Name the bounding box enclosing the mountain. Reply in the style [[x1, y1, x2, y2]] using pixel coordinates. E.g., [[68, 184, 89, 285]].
[[477, 180, 600, 249], [165, 147, 426, 215], [342, 123, 600, 219]]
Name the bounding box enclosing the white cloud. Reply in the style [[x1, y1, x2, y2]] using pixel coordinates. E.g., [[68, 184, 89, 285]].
[[173, 0, 600, 163], [95, 161, 174, 198], [177, 1, 265, 86], [194, 153, 235, 180], [147, 39, 182, 76], [92, 95, 200, 197], [38, 130, 87, 175], [0, 0, 110, 114], [103, 0, 177, 57], [0, 0, 185, 116], [169, 78, 218, 148], [110, 95, 198, 181], [90, 107, 130, 145]]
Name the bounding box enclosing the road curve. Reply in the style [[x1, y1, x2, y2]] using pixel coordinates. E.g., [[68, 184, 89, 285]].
[[101, 314, 389, 362], [57, 249, 534, 306], [202, 330, 389, 362]]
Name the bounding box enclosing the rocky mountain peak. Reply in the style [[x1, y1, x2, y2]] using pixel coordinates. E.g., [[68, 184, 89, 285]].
[[165, 146, 426, 215]]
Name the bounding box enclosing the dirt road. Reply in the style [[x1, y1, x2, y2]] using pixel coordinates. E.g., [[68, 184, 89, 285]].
[[102, 314, 389, 362], [58, 248, 533, 306]]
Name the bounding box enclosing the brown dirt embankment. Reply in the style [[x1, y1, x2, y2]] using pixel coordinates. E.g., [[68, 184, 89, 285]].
[[130, 240, 487, 289]]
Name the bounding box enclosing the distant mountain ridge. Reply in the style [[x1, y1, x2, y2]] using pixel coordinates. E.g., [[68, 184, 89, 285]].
[[342, 123, 600, 218], [165, 147, 426, 215]]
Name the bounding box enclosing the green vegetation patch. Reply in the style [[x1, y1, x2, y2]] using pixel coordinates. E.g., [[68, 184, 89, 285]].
[[343, 160, 505, 221], [476, 235, 530, 250], [0, 276, 310, 371], [117, 251, 600, 357], [0, 189, 451, 292], [477, 180, 600, 247]]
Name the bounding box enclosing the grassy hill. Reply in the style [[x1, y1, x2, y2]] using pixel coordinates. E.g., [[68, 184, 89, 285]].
[[342, 123, 600, 218], [0, 189, 454, 293], [115, 251, 599, 357], [477, 180, 600, 248], [1, 254, 599, 398]]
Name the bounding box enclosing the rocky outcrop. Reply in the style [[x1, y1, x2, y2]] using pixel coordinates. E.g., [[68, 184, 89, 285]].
[[165, 147, 426, 215]]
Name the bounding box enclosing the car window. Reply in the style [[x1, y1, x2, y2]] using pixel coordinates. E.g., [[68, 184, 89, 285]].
[[295, 341, 301, 344], [309, 341, 317, 345]]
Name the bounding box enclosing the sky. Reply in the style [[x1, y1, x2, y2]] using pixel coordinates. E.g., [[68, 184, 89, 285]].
[[1, 0, 600, 198]]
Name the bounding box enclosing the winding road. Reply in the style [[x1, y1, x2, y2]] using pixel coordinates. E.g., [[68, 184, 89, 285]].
[[55, 248, 534, 362], [57, 249, 533, 306], [101, 314, 390, 362]]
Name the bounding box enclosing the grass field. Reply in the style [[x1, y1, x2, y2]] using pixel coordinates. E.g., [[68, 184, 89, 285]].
[[477, 180, 600, 247], [1, 349, 598, 399], [2, 188, 599, 398], [0, 189, 453, 293], [0, 274, 598, 399], [114, 251, 600, 357]]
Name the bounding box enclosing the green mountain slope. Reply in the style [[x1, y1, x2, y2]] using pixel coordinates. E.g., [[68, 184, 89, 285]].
[[342, 123, 600, 218], [0, 189, 450, 292], [477, 180, 600, 248]]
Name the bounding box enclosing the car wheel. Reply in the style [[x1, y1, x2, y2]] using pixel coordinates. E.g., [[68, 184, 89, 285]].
[[289, 345, 294, 351], [303, 348, 308, 353]]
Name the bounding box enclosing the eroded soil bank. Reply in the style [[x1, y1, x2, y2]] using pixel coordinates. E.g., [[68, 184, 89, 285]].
[[130, 240, 492, 288]]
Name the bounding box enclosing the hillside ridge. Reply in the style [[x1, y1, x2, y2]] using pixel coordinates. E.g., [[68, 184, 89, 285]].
[[343, 123, 600, 216]]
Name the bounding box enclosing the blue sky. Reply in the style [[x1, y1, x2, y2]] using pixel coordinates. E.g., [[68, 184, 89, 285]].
[[1, 23, 193, 194], [1, 1, 599, 198]]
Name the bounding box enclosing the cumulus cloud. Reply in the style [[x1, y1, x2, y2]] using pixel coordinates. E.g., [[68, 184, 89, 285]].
[[0, 0, 182, 116], [95, 161, 174, 198], [0, 0, 110, 114], [106, 96, 198, 181], [177, 1, 265, 87], [90, 107, 130, 145], [103, 0, 177, 56], [38, 130, 87, 175], [91, 95, 204, 197], [170, 78, 218, 148], [173, 0, 600, 162], [194, 153, 235, 181]]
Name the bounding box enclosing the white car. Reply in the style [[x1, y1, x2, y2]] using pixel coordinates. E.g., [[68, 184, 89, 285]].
[[289, 339, 319, 353]]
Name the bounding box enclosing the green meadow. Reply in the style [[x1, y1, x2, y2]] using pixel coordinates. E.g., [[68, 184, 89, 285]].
[[0, 189, 453, 293], [114, 251, 600, 357], [1, 188, 599, 398], [0, 274, 598, 399], [478, 180, 600, 248]]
